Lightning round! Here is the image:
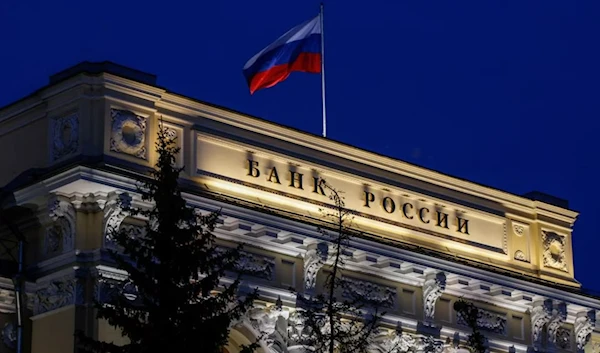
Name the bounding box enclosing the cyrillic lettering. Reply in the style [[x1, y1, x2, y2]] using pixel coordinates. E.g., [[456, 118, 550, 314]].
[[402, 203, 414, 219], [289, 171, 304, 189], [436, 211, 449, 229], [267, 167, 281, 184], [457, 217, 469, 234], [382, 197, 396, 213], [419, 207, 430, 224], [364, 191, 375, 208], [313, 177, 326, 195], [247, 159, 260, 178]]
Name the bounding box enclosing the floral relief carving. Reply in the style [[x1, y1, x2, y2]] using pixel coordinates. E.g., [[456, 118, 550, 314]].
[[514, 250, 527, 262], [371, 329, 417, 353], [102, 192, 132, 248], [423, 272, 446, 324], [216, 247, 275, 280], [542, 231, 568, 272], [531, 300, 553, 349], [575, 310, 596, 352], [513, 224, 525, 237], [555, 327, 571, 350], [51, 113, 79, 161], [304, 247, 325, 294], [45, 196, 76, 255], [457, 308, 507, 335], [547, 302, 567, 347], [33, 276, 84, 316], [341, 277, 396, 308], [110, 108, 147, 159]]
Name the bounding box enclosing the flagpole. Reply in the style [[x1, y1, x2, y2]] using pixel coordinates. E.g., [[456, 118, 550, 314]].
[[320, 2, 327, 138]]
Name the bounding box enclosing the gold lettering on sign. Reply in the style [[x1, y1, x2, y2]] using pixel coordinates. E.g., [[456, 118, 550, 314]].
[[312, 177, 326, 195], [244, 160, 471, 237], [267, 167, 281, 184], [361, 191, 471, 235]]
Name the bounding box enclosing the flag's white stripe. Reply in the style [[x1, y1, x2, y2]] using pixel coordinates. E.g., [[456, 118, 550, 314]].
[[243, 15, 321, 70]]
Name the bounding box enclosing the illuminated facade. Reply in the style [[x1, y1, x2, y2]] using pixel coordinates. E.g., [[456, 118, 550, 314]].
[[0, 62, 598, 353]]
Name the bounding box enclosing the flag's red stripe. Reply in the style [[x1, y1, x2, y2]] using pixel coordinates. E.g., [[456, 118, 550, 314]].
[[249, 52, 321, 94]]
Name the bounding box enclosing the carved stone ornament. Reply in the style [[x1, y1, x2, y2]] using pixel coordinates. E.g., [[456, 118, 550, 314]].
[[514, 250, 527, 262], [542, 231, 568, 272], [371, 329, 416, 353], [457, 307, 507, 335], [51, 113, 79, 161], [513, 224, 525, 237], [287, 310, 312, 348], [110, 108, 147, 159], [247, 304, 289, 352], [1, 322, 16, 350], [33, 276, 84, 316], [303, 248, 325, 294], [423, 272, 446, 324], [93, 268, 129, 304], [216, 247, 275, 280], [555, 327, 571, 350], [416, 335, 444, 353], [574, 310, 596, 352], [236, 251, 275, 280], [341, 277, 396, 308], [103, 192, 132, 247], [45, 196, 76, 255], [164, 127, 177, 141], [547, 302, 567, 347], [531, 300, 553, 349]]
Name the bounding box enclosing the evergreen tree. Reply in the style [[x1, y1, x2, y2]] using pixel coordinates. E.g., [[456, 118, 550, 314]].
[[454, 299, 487, 353], [299, 181, 386, 353], [77, 123, 258, 353]]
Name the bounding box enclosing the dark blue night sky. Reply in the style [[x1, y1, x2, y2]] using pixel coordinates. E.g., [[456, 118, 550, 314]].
[[1, 1, 599, 291]]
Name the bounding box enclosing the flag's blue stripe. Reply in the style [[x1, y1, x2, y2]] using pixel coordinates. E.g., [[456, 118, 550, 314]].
[[243, 33, 321, 83]]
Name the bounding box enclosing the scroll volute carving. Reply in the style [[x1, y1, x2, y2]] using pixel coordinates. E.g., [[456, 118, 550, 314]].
[[44, 194, 76, 256]]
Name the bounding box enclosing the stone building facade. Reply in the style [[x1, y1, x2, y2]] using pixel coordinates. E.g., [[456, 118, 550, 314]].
[[0, 62, 598, 353]]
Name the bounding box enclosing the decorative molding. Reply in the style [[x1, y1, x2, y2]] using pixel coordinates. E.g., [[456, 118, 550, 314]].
[[457, 307, 507, 335], [416, 335, 444, 353], [514, 250, 527, 262], [513, 224, 525, 237], [555, 327, 571, 350], [303, 247, 325, 294], [102, 192, 132, 247], [542, 231, 568, 272], [245, 303, 288, 350], [547, 302, 567, 347], [423, 272, 446, 324], [164, 127, 177, 141], [1, 322, 16, 350], [503, 221, 508, 254], [372, 329, 417, 353], [287, 310, 311, 348], [574, 310, 596, 352], [341, 277, 396, 308], [33, 275, 84, 316], [45, 195, 76, 255], [531, 300, 553, 349], [110, 108, 147, 159], [216, 247, 275, 280], [51, 113, 79, 161], [236, 251, 275, 280]]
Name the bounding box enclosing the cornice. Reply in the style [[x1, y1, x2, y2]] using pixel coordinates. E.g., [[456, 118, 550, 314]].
[[0, 70, 577, 225], [10, 166, 595, 312]]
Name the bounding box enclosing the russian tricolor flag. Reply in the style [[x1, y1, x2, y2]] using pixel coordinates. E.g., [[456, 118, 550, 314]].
[[243, 15, 322, 94]]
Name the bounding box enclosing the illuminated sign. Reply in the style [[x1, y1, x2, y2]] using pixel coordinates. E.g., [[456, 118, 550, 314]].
[[195, 134, 508, 257]]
